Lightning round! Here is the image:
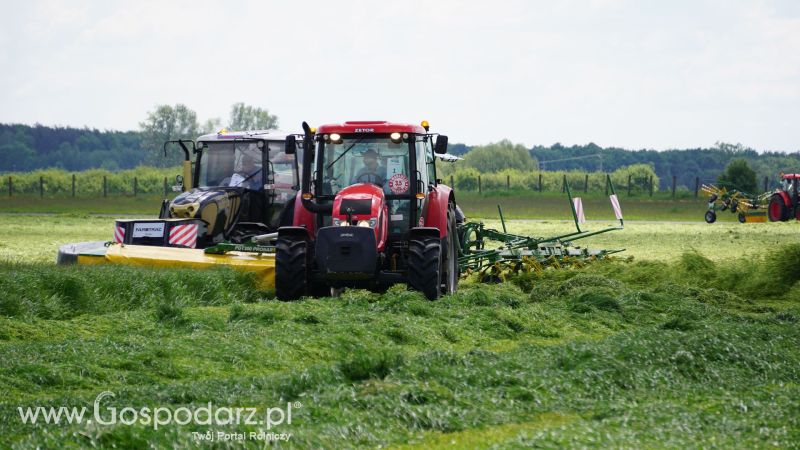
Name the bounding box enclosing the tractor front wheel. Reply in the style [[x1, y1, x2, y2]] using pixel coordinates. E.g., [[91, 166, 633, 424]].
[[275, 236, 308, 301], [408, 235, 442, 300], [768, 195, 788, 222], [738, 212, 746, 223], [704, 210, 717, 223]]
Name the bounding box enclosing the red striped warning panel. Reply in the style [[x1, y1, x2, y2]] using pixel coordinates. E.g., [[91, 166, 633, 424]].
[[573, 197, 586, 224], [169, 223, 198, 248], [610, 194, 623, 220], [113, 226, 125, 243]]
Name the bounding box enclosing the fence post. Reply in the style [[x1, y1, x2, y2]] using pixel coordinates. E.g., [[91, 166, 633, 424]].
[[39, 176, 44, 198], [103, 175, 107, 198], [478, 175, 482, 193], [584, 173, 589, 193], [672, 175, 677, 198], [694, 177, 699, 197], [604, 174, 609, 196], [561, 178, 565, 193], [538, 173, 542, 192], [627, 174, 632, 196], [72, 174, 76, 197], [649, 175, 654, 197], [764, 176, 768, 192], [134, 177, 138, 197], [7, 176, 11, 197], [506, 175, 510, 190], [164, 177, 168, 196], [449, 175, 454, 188]]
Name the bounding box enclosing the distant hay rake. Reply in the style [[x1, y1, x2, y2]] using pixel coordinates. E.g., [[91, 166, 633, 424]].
[[701, 184, 770, 223], [458, 175, 625, 281]]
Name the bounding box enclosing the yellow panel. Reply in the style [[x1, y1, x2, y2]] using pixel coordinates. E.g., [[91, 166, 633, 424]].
[[102, 244, 275, 289], [76, 254, 107, 265]]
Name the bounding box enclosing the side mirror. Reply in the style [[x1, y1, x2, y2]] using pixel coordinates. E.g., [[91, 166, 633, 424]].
[[434, 135, 448, 154], [172, 175, 184, 192], [285, 135, 296, 154]]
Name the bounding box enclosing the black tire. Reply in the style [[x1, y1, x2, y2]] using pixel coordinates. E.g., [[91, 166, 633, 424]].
[[704, 210, 717, 223], [768, 194, 789, 222], [275, 237, 308, 301], [441, 204, 459, 296], [738, 212, 746, 223], [407, 236, 442, 300]]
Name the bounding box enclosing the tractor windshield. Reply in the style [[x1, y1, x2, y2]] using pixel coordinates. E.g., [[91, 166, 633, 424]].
[[198, 142, 264, 189], [320, 137, 411, 196]]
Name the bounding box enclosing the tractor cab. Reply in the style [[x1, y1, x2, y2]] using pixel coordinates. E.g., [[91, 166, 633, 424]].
[[276, 121, 458, 300], [311, 121, 446, 235], [769, 173, 800, 222], [113, 130, 301, 249]]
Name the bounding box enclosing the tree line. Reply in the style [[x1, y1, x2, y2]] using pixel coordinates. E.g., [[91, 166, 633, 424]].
[[0, 103, 277, 172], [2, 109, 799, 191]]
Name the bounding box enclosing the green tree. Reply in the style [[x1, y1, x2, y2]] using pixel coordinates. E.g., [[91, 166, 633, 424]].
[[138, 104, 199, 167], [200, 118, 223, 135], [717, 158, 757, 193], [463, 139, 537, 173], [228, 103, 279, 131]]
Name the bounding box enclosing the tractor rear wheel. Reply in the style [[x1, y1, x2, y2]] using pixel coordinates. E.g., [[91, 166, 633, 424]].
[[408, 235, 442, 300], [441, 204, 459, 296], [275, 236, 308, 301], [704, 210, 716, 223], [768, 195, 788, 222]]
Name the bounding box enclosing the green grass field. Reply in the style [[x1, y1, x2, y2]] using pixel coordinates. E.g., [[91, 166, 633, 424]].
[[1, 197, 799, 448], [0, 190, 726, 222]]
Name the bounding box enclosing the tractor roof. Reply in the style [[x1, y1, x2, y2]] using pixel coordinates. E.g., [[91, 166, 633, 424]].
[[317, 121, 427, 135], [782, 173, 800, 180], [196, 129, 295, 143]]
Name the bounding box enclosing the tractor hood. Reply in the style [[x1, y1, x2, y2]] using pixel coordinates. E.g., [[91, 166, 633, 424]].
[[332, 184, 384, 223], [330, 183, 388, 251], [171, 187, 242, 209]]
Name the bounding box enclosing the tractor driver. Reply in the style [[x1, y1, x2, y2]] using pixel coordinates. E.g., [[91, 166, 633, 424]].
[[229, 153, 263, 189], [351, 148, 386, 186]]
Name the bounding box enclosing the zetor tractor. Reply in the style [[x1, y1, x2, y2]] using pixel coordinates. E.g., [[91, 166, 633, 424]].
[[119, 130, 301, 249], [768, 173, 800, 222], [275, 121, 458, 300]]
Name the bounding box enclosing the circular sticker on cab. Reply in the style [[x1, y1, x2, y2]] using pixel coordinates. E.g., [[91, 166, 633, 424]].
[[388, 173, 410, 194]]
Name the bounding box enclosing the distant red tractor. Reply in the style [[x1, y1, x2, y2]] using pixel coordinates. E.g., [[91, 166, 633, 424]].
[[276, 121, 458, 300], [767, 173, 800, 222]]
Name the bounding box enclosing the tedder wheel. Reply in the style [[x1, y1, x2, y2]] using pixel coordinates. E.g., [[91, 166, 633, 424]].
[[738, 212, 746, 223], [441, 203, 459, 296], [768, 194, 788, 222], [275, 236, 308, 301], [704, 210, 717, 223], [408, 235, 442, 300]]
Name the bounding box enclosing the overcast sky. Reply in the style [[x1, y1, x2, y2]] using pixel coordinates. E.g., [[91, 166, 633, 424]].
[[1, 0, 798, 151]]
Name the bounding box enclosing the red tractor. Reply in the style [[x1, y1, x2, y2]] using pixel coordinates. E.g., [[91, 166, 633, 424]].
[[767, 173, 800, 222], [275, 121, 459, 300]]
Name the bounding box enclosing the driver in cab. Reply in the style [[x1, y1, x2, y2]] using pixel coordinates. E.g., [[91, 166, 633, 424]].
[[351, 148, 386, 186], [229, 153, 263, 189]]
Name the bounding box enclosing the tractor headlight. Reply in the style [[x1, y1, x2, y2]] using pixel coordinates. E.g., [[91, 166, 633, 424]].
[[357, 220, 371, 227], [333, 218, 348, 226], [390, 132, 402, 143], [357, 219, 377, 228]]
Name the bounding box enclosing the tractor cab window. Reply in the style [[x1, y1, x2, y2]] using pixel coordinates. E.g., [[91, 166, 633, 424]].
[[320, 137, 410, 196], [266, 141, 297, 205], [198, 142, 263, 190]]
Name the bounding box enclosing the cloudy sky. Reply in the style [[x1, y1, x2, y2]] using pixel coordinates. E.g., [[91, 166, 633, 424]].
[[1, 0, 798, 151]]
